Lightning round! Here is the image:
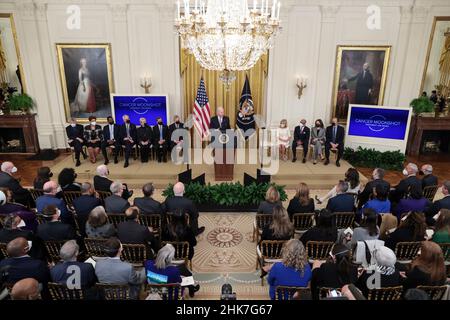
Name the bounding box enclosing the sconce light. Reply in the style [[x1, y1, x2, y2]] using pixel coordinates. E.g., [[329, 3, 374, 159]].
[[140, 75, 152, 93], [296, 75, 307, 99]]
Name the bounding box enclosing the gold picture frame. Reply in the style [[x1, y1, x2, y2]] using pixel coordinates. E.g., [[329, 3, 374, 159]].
[[331, 45, 391, 123], [56, 43, 114, 124], [0, 13, 26, 93]]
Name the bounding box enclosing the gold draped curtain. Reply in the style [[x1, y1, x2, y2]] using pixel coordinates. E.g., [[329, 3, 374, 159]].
[[438, 30, 450, 98], [180, 48, 268, 126], [0, 31, 8, 84]]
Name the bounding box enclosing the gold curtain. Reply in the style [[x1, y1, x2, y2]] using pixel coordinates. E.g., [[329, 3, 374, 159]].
[[180, 48, 268, 126], [438, 30, 450, 98], [0, 31, 8, 84]]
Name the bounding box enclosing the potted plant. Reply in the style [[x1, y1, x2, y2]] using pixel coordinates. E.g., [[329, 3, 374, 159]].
[[410, 96, 435, 117], [7, 93, 34, 115]]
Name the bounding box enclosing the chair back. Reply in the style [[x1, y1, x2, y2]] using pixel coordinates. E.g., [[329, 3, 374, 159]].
[[166, 212, 190, 227], [121, 243, 147, 265], [48, 282, 85, 300], [367, 286, 403, 300], [97, 191, 112, 205], [416, 285, 448, 300], [423, 185, 439, 202], [29, 189, 44, 202], [107, 213, 127, 228], [275, 286, 311, 300], [161, 241, 190, 264], [394, 241, 421, 262], [62, 191, 82, 207], [145, 283, 183, 300], [84, 238, 108, 257], [139, 214, 161, 236], [44, 240, 66, 263], [255, 214, 273, 230], [292, 213, 314, 232], [306, 241, 334, 261], [333, 212, 355, 229], [0, 242, 8, 258], [36, 214, 46, 225], [95, 283, 131, 300], [259, 240, 286, 259]]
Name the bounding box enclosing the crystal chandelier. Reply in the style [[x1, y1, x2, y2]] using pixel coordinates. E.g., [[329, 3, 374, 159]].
[[175, 0, 282, 84]]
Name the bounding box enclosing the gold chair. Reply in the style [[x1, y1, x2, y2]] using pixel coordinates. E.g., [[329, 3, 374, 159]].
[[84, 238, 108, 258], [145, 283, 183, 300], [253, 214, 273, 243], [95, 283, 131, 300], [44, 240, 67, 263], [165, 212, 190, 227], [306, 241, 334, 263], [423, 185, 439, 202], [139, 214, 161, 238], [48, 282, 85, 300], [0, 242, 8, 258], [367, 286, 403, 300], [161, 241, 191, 270], [257, 240, 286, 285], [97, 191, 112, 204], [394, 241, 421, 264], [333, 212, 355, 229], [416, 285, 448, 300], [62, 191, 82, 207], [292, 213, 315, 235], [28, 189, 44, 203], [275, 286, 311, 300], [121, 243, 147, 266], [107, 213, 127, 229]]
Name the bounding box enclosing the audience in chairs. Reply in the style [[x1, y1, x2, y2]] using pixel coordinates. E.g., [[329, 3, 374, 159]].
[[426, 181, 450, 225], [33, 166, 53, 190], [0, 189, 38, 232], [432, 209, 450, 244], [287, 183, 314, 219], [260, 205, 294, 243], [267, 239, 312, 300], [117, 207, 155, 251], [316, 168, 361, 205], [0, 161, 32, 207], [257, 186, 281, 215], [394, 184, 430, 219], [133, 183, 163, 215], [58, 168, 81, 192], [358, 168, 390, 209], [105, 181, 130, 213], [421, 164, 438, 189], [10, 278, 41, 300], [350, 209, 379, 245], [390, 163, 422, 203], [37, 205, 76, 242], [162, 210, 197, 260], [300, 209, 337, 246], [360, 183, 391, 215], [36, 181, 70, 224], [93, 165, 132, 200], [385, 211, 427, 250], [72, 182, 102, 236], [85, 206, 116, 239], [325, 180, 356, 213]]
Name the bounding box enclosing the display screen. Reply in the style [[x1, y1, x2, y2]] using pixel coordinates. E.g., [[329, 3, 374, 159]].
[[112, 95, 168, 125]]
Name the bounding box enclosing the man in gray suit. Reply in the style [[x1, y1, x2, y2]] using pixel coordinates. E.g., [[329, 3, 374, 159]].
[[95, 237, 146, 299], [105, 181, 130, 213]]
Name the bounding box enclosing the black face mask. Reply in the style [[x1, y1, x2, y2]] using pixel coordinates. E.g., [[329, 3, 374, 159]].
[[332, 122, 337, 126], [74, 173, 77, 179], [158, 121, 163, 125], [316, 124, 320, 127], [175, 120, 180, 124], [125, 120, 130, 124], [108, 121, 114, 125]]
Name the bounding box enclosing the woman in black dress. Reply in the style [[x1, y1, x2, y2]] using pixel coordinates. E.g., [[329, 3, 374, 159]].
[[84, 115, 103, 163], [287, 182, 315, 219]]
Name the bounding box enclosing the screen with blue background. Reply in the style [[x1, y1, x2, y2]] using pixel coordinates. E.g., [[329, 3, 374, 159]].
[[112, 95, 168, 125], [348, 107, 410, 140]]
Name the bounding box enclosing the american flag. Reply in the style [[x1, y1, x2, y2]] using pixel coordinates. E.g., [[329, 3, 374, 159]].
[[193, 78, 211, 139]]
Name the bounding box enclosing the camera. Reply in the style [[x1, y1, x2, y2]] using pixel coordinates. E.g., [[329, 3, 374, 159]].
[[220, 283, 237, 300]]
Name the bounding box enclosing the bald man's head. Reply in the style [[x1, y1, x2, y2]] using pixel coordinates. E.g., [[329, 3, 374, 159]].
[[43, 181, 58, 195], [1, 161, 15, 174], [217, 107, 224, 117], [7, 237, 29, 257], [11, 278, 40, 300], [173, 182, 185, 197]]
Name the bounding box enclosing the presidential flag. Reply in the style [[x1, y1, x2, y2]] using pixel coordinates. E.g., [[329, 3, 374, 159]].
[[236, 75, 255, 134], [193, 78, 211, 139]]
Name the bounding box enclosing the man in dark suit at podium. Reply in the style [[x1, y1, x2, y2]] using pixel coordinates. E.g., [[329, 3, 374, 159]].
[[210, 107, 231, 132], [152, 117, 169, 162], [102, 116, 120, 165], [292, 119, 310, 163], [325, 118, 345, 167], [66, 118, 86, 167], [118, 115, 137, 168]]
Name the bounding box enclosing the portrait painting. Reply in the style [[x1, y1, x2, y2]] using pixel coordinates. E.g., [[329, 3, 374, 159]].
[[332, 46, 391, 122], [56, 44, 114, 123]]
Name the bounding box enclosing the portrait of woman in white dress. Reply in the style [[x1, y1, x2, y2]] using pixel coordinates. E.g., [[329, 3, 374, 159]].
[[70, 57, 96, 114]]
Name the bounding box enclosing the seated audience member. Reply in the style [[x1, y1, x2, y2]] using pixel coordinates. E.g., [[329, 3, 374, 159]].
[[84, 115, 103, 164], [401, 241, 446, 291], [58, 168, 81, 192], [51, 240, 97, 289], [300, 209, 337, 245], [0, 161, 32, 207], [257, 186, 281, 215], [432, 209, 450, 244], [324, 118, 345, 167], [95, 237, 146, 299], [66, 117, 87, 167], [356, 246, 401, 298], [93, 164, 132, 199], [152, 116, 169, 163], [37, 205, 76, 241], [119, 114, 137, 168], [0, 237, 50, 285], [0, 189, 38, 232], [384, 211, 427, 250], [357, 168, 390, 209], [390, 163, 422, 203], [168, 115, 185, 152], [316, 168, 361, 204], [137, 117, 152, 163], [117, 207, 155, 251], [277, 119, 291, 162], [291, 118, 310, 163], [72, 182, 102, 236], [287, 183, 315, 219], [102, 115, 120, 165], [33, 166, 53, 190], [350, 209, 379, 245], [325, 180, 356, 213], [164, 182, 205, 236], [261, 204, 294, 243], [421, 164, 438, 189], [267, 239, 312, 300], [145, 244, 199, 297], [394, 184, 430, 219], [105, 181, 130, 213], [162, 210, 196, 260], [311, 244, 358, 300], [85, 206, 116, 239], [36, 181, 70, 224], [10, 278, 41, 300], [426, 181, 450, 226], [133, 183, 163, 215], [309, 119, 326, 165], [361, 183, 391, 215]]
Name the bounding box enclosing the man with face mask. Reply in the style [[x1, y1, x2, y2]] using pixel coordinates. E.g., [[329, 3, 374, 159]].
[[65, 117, 87, 167], [168, 115, 185, 152], [390, 163, 422, 203], [137, 117, 152, 163], [36, 204, 76, 241], [152, 117, 169, 162], [324, 118, 345, 167], [101, 116, 120, 165], [119, 115, 137, 168], [0, 162, 32, 207], [292, 119, 310, 163]]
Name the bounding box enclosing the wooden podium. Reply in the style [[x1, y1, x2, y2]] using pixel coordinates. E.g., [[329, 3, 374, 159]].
[[214, 147, 234, 181]]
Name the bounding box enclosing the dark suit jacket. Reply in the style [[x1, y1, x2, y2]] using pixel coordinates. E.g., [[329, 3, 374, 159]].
[[51, 261, 97, 289], [326, 193, 355, 213], [257, 200, 281, 215], [325, 125, 345, 145], [384, 226, 424, 250], [65, 124, 85, 141], [72, 195, 102, 234], [0, 172, 30, 203], [0, 256, 50, 284], [152, 124, 169, 145], [118, 123, 137, 145], [102, 123, 121, 142], [137, 125, 153, 144], [37, 221, 76, 241], [117, 220, 154, 247], [422, 174, 438, 189], [0, 228, 43, 260], [93, 175, 113, 193], [105, 195, 130, 213], [293, 126, 311, 143], [210, 116, 231, 132], [164, 196, 199, 219], [358, 179, 391, 207], [426, 195, 450, 223], [286, 197, 315, 219], [394, 176, 422, 199], [35, 195, 70, 223], [133, 197, 163, 215], [168, 122, 185, 143]]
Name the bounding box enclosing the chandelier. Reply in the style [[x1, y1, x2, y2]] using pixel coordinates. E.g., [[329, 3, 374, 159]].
[[175, 0, 282, 84]]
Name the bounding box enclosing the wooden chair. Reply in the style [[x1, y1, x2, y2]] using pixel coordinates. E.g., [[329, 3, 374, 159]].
[[165, 212, 190, 227], [0, 242, 8, 258], [394, 241, 421, 264], [306, 241, 334, 263], [84, 238, 108, 258], [275, 286, 311, 300], [35, 213, 46, 225], [121, 243, 147, 266], [253, 214, 273, 243], [62, 191, 82, 207], [161, 241, 191, 269], [367, 286, 403, 300], [292, 213, 315, 235], [48, 282, 85, 300], [28, 189, 44, 203], [422, 185, 439, 202], [139, 214, 161, 238], [95, 283, 131, 300], [44, 240, 66, 263], [145, 283, 183, 300], [318, 287, 339, 300], [416, 285, 448, 300], [257, 240, 286, 285], [107, 213, 127, 228], [97, 191, 112, 205], [333, 212, 355, 229]]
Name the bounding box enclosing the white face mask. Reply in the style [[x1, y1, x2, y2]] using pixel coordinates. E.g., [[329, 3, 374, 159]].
[[71, 123, 76, 127], [91, 122, 96, 126], [56, 185, 62, 193], [17, 219, 26, 228], [402, 169, 408, 176], [11, 167, 17, 174]]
